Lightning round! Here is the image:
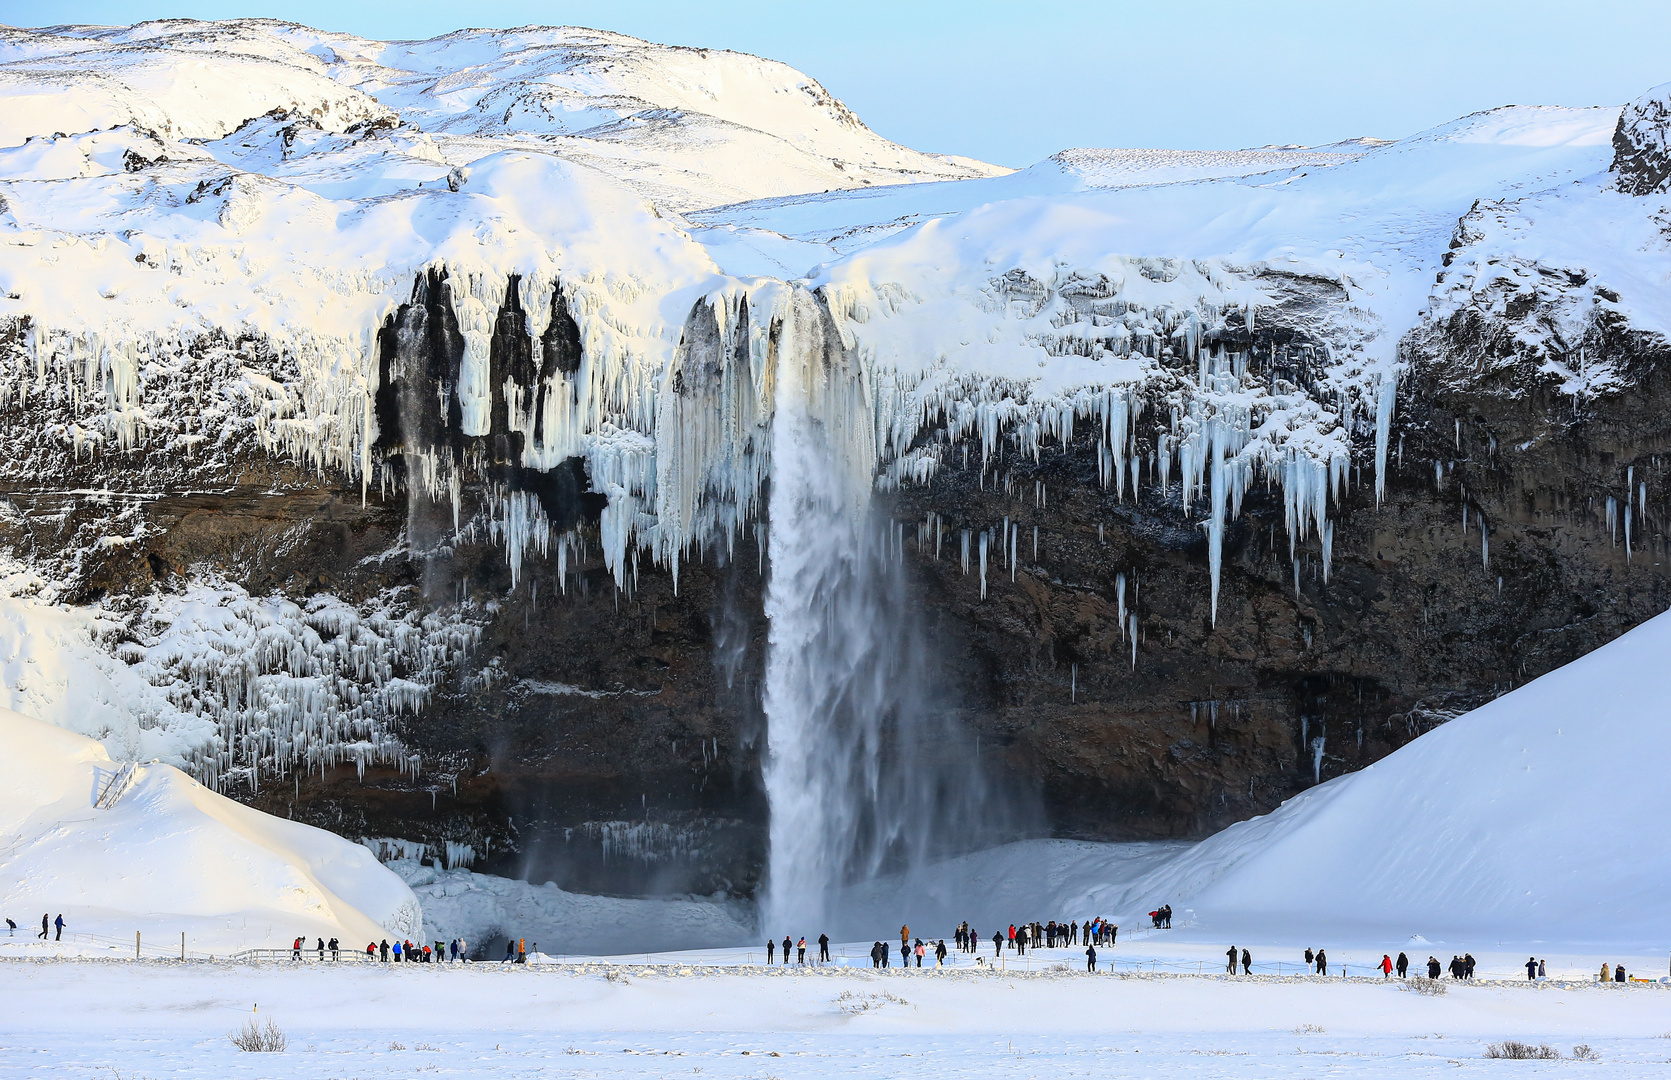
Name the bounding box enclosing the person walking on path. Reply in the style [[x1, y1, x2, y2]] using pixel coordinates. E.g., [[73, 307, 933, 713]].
[[935, 939, 947, 966], [818, 933, 830, 963], [900, 941, 910, 968], [1226, 946, 1237, 973], [1242, 949, 1252, 975], [38, 914, 47, 939], [992, 930, 1003, 957], [1396, 952, 1409, 978], [1315, 949, 1328, 976], [914, 940, 925, 967], [1304, 947, 1314, 971], [1525, 957, 1538, 980], [1380, 955, 1393, 977], [54, 914, 64, 941], [1427, 956, 1441, 979], [766, 938, 774, 964], [1086, 943, 1097, 972]]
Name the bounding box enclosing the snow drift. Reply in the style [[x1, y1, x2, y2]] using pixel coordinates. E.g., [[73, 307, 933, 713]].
[[0, 707, 421, 951]]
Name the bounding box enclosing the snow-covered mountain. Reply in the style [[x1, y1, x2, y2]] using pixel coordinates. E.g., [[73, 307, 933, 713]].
[[0, 20, 1005, 208], [2, 18, 1670, 927]]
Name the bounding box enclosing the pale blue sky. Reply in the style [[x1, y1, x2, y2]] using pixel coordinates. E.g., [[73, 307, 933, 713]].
[[7, 0, 1670, 167]]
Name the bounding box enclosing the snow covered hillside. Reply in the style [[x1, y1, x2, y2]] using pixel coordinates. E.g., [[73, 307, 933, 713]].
[[0, 707, 420, 952], [0, 20, 1004, 209]]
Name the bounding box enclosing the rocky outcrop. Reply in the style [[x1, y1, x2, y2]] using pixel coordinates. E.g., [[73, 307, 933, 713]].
[[1613, 82, 1671, 195]]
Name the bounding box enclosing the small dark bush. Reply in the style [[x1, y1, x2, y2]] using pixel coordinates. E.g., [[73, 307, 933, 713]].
[[229, 1017, 287, 1052], [1485, 1041, 1559, 1060]]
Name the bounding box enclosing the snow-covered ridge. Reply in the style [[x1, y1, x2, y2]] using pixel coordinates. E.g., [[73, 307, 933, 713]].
[[7, 19, 1006, 209]]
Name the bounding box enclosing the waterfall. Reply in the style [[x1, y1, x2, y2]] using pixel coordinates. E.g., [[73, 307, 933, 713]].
[[759, 290, 1012, 936]]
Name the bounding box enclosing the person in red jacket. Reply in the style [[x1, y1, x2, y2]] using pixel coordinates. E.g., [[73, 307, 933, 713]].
[[1380, 954, 1393, 977]]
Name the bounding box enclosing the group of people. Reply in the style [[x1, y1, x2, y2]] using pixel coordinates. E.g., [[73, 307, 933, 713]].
[[35, 914, 65, 941], [765, 934, 832, 964], [354, 937, 471, 963], [866, 935, 949, 968], [1148, 906, 1173, 929], [1225, 946, 1253, 974], [291, 936, 343, 960]]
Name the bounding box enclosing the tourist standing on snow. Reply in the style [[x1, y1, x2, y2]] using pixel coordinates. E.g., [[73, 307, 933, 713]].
[[379, 939, 389, 962], [1396, 952, 1409, 978], [1538, 959, 1546, 978], [900, 941, 911, 967], [54, 914, 64, 941], [1315, 949, 1328, 976], [766, 937, 774, 964], [1085, 943, 1096, 972], [818, 933, 830, 963], [1242, 949, 1252, 975], [797, 937, 807, 965], [1525, 957, 1538, 980], [781, 936, 791, 964], [1380, 955, 1393, 977], [1427, 956, 1441, 979], [1225, 946, 1237, 973], [935, 939, 947, 966], [914, 940, 925, 967], [1304, 947, 1314, 971]]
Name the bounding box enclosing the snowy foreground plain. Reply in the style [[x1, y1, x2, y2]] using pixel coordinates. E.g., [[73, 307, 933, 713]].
[[3, 947, 1671, 1079]]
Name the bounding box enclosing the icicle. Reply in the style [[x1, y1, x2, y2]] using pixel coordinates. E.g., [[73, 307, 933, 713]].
[[979, 531, 988, 599], [1116, 573, 1127, 639], [1129, 614, 1137, 670], [1032, 525, 1038, 561]]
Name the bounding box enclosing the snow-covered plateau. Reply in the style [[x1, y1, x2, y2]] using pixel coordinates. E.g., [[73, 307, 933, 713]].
[[2, 22, 1671, 1061]]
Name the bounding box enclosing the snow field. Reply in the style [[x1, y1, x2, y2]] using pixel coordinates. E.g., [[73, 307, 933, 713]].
[[3, 955, 1671, 1079]]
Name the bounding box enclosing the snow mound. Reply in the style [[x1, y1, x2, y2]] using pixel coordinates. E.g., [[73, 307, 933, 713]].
[[0, 707, 421, 952], [1105, 606, 1671, 946]]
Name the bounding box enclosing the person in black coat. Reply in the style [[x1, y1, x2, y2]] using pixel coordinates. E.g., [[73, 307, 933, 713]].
[[1396, 952, 1409, 978], [1085, 943, 1096, 972], [1241, 948, 1251, 975]]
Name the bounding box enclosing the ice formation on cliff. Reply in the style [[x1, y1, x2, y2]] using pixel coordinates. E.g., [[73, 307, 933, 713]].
[[0, 18, 1664, 803]]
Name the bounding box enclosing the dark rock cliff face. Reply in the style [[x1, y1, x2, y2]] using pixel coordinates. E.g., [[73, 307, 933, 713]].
[[5, 171, 1669, 898]]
